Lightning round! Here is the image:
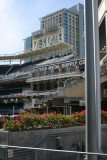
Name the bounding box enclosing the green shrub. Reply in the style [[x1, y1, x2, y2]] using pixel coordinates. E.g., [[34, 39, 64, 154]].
[[2, 110, 107, 132]]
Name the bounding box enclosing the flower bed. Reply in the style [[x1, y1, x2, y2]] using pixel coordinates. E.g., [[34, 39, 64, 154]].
[[1, 110, 107, 131]]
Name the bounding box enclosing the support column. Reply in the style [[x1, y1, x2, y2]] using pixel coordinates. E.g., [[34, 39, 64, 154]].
[[67, 67, 70, 73], [10, 59, 11, 65], [59, 68, 62, 74], [85, 0, 101, 160], [37, 72, 40, 77], [44, 81, 47, 90], [20, 59, 22, 65], [46, 106, 48, 114], [51, 81, 54, 90], [75, 66, 79, 73], [37, 83, 40, 91], [51, 69, 54, 75], [70, 106, 72, 115], [31, 83, 34, 91]]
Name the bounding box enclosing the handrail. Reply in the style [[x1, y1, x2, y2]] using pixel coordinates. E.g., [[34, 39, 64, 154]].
[[7, 129, 85, 157]]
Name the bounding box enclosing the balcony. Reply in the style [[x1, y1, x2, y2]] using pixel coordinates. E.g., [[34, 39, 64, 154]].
[[32, 24, 59, 38], [98, 0, 107, 24]]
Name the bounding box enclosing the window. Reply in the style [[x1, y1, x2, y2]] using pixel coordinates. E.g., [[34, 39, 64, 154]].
[[47, 70, 51, 75], [54, 69, 59, 74], [34, 72, 37, 77], [73, 26, 75, 32], [40, 71, 44, 76], [70, 66, 75, 72], [62, 68, 67, 73]]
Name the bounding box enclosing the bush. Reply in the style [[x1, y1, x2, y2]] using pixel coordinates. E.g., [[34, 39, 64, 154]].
[[2, 110, 107, 132]]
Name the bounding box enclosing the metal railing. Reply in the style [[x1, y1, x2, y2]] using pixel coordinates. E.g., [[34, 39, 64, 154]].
[[0, 144, 107, 160], [2, 129, 85, 158]]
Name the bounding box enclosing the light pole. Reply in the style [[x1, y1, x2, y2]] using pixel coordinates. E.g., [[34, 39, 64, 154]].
[[84, 0, 101, 160]]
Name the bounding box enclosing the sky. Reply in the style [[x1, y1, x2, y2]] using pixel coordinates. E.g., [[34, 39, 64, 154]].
[[0, 0, 84, 56]]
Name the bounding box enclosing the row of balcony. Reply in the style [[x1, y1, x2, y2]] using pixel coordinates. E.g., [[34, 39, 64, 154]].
[[32, 24, 59, 38]]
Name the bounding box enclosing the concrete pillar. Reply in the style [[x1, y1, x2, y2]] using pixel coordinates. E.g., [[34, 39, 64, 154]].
[[31, 83, 34, 91], [51, 81, 54, 90], [59, 68, 62, 74], [44, 71, 47, 76], [37, 72, 40, 77], [46, 106, 48, 114], [67, 67, 71, 73], [32, 72, 34, 78], [44, 82, 47, 90], [20, 59, 22, 65], [10, 59, 11, 65], [37, 83, 40, 91], [58, 81, 63, 87], [70, 106, 72, 115], [75, 66, 79, 73], [51, 69, 54, 75]]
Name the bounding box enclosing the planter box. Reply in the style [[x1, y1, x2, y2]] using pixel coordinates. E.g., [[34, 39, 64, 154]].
[[0, 125, 107, 160]]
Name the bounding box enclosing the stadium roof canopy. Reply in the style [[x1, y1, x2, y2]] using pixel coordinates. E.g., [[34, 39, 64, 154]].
[[0, 43, 71, 61]]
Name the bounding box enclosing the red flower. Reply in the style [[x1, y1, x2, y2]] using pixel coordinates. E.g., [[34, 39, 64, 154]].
[[16, 120, 20, 124], [22, 121, 24, 124], [74, 112, 79, 114], [35, 117, 38, 120], [16, 114, 20, 118], [1, 117, 5, 121], [50, 112, 56, 116], [80, 123, 84, 126], [1, 118, 4, 122], [48, 125, 51, 128], [42, 113, 45, 118]]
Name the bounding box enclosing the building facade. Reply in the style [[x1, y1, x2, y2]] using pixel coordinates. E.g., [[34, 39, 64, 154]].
[[24, 4, 84, 62]]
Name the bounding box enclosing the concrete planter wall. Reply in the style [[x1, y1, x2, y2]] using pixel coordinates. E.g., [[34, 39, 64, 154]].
[[0, 124, 107, 160]]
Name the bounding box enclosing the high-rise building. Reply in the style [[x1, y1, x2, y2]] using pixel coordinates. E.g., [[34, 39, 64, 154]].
[[69, 3, 84, 58], [24, 3, 84, 62]]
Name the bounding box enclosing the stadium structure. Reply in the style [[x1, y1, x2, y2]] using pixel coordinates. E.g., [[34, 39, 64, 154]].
[[0, 2, 106, 115]]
